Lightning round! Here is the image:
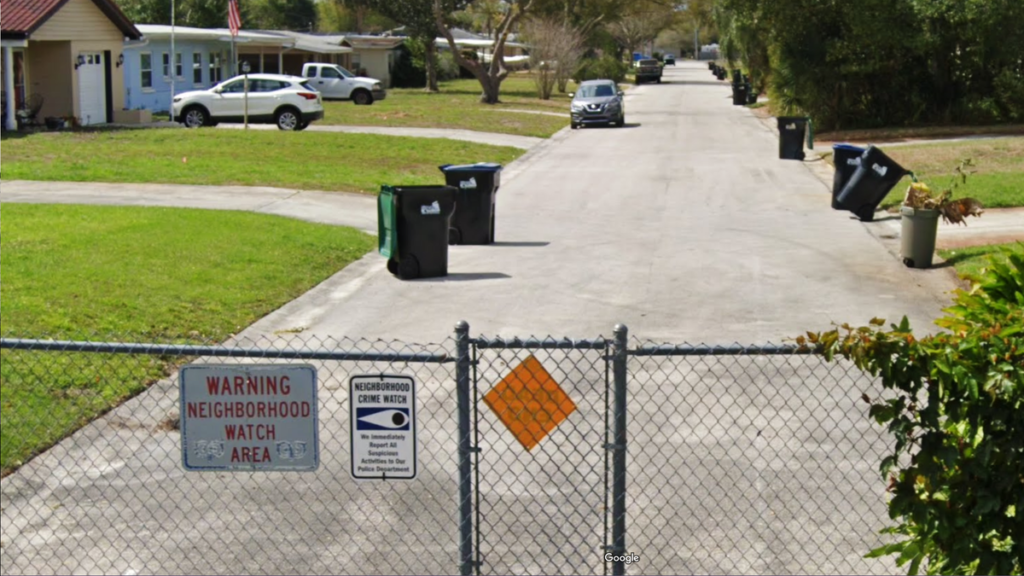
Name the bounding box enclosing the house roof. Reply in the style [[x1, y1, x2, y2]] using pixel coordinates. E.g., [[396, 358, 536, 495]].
[[340, 35, 404, 50], [1, 0, 141, 40], [255, 30, 352, 54], [135, 24, 293, 47]]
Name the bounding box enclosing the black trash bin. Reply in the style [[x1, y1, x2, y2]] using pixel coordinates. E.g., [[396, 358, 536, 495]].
[[745, 82, 757, 104], [731, 70, 742, 85], [732, 83, 748, 106], [835, 146, 908, 222], [379, 185, 457, 279], [776, 116, 808, 161], [708, 61, 716, 70], [830, 144, 867, 210], [439, 162, 503, 245]]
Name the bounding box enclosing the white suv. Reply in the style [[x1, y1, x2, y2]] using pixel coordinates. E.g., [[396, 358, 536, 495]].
[[172, 74, 324, 131]]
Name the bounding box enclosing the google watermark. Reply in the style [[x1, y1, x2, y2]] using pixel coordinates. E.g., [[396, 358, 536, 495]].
[[604, 552, 640, 565]]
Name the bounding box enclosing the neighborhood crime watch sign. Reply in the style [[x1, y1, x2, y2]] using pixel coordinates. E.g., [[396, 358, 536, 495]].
[[350, 374, 417, 480], [179, 365, 319, 471]]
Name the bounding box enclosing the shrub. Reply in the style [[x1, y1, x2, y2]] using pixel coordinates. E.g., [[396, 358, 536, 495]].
[[390, 43, 426, 89], [805, 248, 1023, 575], [573, 55, 628, 84]]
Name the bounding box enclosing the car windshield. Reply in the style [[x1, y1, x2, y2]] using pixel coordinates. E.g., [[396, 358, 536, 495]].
[[578, 84, 615, 98]]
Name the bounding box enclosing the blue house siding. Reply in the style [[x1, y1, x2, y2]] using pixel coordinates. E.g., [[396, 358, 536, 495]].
[[123, 40, 230, 112]]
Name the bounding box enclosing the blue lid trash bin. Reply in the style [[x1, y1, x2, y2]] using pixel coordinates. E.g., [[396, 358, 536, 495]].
[[831, 144, 867, 210], [835, 146, 908, 222], [438, 163, 503, 245], [776, 117, 809, 161], [378, 185, 457, 279]]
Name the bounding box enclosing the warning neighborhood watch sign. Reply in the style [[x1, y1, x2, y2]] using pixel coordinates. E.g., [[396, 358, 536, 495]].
[[179, 365, 319, 471], [349, 374, 417, 480]]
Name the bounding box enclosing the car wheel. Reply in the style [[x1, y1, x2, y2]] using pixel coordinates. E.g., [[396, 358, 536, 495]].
[[182, 106, 207, 128], [296, 121, 310, 131], [570, 121, 579, 129], [656, 77, 662, 84], [276, 108, 301, 131], [352, 90, 373, 105], [616, 114, 625, 127]]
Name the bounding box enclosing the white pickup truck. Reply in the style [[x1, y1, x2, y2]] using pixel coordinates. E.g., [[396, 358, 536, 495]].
[[301, 63, 386, 105]]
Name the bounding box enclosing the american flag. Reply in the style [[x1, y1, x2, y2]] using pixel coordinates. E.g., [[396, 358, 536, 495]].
[[228, 0, 241, 36]]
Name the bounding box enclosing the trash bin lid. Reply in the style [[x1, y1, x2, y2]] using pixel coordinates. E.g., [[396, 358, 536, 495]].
[[832, 143, 866, 152], [439, 163, 503, 173]]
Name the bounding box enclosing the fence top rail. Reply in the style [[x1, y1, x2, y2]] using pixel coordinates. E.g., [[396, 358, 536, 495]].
[[471, 336, 609, 350], [0, 338, 453, 363], [630, 343, 815, 356]]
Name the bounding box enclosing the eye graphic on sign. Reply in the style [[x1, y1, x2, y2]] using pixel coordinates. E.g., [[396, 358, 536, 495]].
[[356, 408, 411, 431]]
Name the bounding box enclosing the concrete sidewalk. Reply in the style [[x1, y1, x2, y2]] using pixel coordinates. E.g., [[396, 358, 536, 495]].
[[0, 180, 379, 233], [218, 123, 544, 150]]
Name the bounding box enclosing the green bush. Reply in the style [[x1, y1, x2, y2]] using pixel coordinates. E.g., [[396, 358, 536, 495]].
[[572, 55, 628, 84], [806, 247, 1023, 575], [390, 42, 426, 89]]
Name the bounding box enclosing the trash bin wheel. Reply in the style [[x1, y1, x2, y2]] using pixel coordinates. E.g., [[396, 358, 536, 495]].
[[903, 257, 915, 268], [448, 227, 461, 246], [386, 258, 398, 275], [398, 256, 420, 280]]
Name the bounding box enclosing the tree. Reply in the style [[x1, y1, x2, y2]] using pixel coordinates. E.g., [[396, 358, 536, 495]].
[[246, 0, 317, 30], [434, 0, 533, 104], [521, 16, 585, 98], [352, 0, 452, 92], [606, 1, 672, 61]]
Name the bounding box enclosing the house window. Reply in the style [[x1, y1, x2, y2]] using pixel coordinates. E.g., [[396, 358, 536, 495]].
[[209, 53, 222, 84], [193, 53, 203, 84], [175, 53, 183, 78], [162, 52, 170, 77], [140, 52, 153, 88]]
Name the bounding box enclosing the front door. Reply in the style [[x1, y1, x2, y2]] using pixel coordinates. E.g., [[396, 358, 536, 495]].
[[77, 52, 106, 125]]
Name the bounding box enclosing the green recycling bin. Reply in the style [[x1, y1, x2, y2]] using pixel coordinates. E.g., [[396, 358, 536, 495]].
[[378, 185, 457, 280]]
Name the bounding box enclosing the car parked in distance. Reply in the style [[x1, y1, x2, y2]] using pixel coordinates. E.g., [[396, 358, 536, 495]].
[[664, 54, 676, 65], [569, 79, 625, 129], [302, 63, 386, 105], [634, 59, 662, 84], [173, 74, 324, 131]]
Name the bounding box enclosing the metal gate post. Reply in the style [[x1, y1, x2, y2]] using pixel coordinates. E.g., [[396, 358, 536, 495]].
[[611, 324, 629, 576], [455, 321, 475, 576]]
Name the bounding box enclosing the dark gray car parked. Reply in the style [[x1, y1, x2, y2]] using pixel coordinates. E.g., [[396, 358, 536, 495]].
[[569, 79, 625, 129]]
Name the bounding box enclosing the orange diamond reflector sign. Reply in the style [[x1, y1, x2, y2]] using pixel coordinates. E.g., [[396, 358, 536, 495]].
[[483, 355, 576, 451]]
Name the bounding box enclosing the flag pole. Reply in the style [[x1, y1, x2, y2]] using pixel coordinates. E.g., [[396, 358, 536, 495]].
[[170, 0, 175, 113]]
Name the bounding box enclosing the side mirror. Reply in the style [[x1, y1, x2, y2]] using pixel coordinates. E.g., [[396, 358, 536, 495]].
[[568, 92, 574, 98], [617, 91, 624, 96], [212, 86, 223, 94]]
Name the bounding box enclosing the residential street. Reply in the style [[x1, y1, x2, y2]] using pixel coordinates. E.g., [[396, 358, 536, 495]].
[[246, 61, 958, 344]]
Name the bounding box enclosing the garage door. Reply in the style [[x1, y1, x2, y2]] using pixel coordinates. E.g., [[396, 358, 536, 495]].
[[77, 52, 106, 125]]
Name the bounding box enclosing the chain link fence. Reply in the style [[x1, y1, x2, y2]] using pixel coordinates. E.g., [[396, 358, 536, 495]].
[[1, 327, 896, 575], [1, 333, 459, 575]]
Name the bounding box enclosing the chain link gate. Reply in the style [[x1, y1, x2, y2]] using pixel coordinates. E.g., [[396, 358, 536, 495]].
[[2, 325, 894, 575], [456, 324, 627, 575]]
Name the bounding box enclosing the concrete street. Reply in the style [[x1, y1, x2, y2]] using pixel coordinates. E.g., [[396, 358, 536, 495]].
[[0, 61, 992, 575]]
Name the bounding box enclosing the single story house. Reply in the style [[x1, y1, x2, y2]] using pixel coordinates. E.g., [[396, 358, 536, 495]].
[[2, 0, 142, 129], [240, 30, 352, 77], [123, 25, 296, 113], [338, 35, 404, 88]]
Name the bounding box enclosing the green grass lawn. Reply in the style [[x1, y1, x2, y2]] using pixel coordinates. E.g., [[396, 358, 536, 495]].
[[321, 75, 569, 138], [937, 242, 1024, 280], [870, 138, 1024, 210], [0, 128, 522, 193], [0, 204, 376, 474]]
